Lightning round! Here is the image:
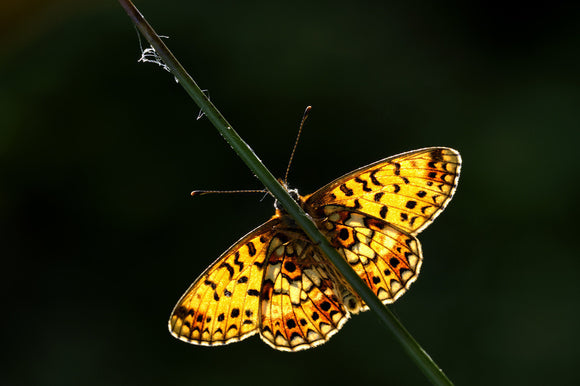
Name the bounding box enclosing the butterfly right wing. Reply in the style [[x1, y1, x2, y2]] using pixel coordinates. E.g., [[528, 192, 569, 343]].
[[320, 208, 423, 308], [169, 217, 282, 346], [304, 147, 461, 236]]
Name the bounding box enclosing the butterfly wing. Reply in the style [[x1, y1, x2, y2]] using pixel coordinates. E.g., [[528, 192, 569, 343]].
[[258, 230, 350, 351], [304, 147, 461, 235], [303, 147, 461, 307], [168, 217, 281, 346], [321, 209, 423, 307], [169, 215, 350, 351]]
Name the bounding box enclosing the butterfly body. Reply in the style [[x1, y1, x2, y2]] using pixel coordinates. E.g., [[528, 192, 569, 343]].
[[169, 147, 461, 351]]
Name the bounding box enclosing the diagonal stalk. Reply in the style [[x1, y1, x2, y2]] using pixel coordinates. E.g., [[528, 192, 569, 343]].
[[118, 1, 453, 385]]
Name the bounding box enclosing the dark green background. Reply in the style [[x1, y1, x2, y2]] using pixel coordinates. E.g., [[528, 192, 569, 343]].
[[2, 1, 579, 385]]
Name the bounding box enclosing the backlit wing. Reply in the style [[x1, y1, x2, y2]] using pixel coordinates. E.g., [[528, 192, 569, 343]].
[[320, 208, 422, 308], [258, 232, 350, 351], [304, 147, 461, 235], [303, 147, 460, 307], [168, 218, 281, 346]]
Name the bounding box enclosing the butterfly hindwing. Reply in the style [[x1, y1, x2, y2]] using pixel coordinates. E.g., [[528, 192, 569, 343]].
[[169, 218, 281, 346], [259, 234, 349, 351], [321, 208, 423, 307]]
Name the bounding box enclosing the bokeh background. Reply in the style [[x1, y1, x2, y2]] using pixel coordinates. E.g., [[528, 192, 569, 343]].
[[2, 1, 579, 385]]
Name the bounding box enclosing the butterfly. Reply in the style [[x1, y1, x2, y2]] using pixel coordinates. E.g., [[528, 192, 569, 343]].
[[169, 147, 461, 351]]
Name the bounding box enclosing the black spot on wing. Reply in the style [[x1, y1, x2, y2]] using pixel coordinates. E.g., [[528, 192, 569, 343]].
[[284, 261, 297, 273], [247, 289, 261, 297], [379, 205, 388, 219], [290, 331, 302, 341], [233, 251, 244, 270], [204, 279, 217, 290], [218, 262, 234, 278], [247, 242, 257, 257], [354, 177, 372, 192], [340, 183, 354, 196], [227, 324, 238, 332], [369, 169, 382, 186]]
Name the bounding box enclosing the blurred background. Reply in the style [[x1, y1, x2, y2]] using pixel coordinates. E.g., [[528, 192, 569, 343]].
[[2, 1, 579, 385]]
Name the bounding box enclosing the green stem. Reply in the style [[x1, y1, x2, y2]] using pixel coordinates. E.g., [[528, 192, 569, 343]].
[[118, 1, 453, 385]]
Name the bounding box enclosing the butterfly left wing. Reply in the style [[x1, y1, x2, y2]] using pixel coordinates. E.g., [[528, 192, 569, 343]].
[[168, 217, 281, 346]]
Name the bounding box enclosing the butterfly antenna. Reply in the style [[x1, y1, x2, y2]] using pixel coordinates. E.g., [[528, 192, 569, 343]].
[[191, 189, 267, 197], [284, 105, 311, 185]]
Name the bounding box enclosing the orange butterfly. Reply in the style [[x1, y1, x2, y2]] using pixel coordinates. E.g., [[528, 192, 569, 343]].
[[169, 147, 461, 351]]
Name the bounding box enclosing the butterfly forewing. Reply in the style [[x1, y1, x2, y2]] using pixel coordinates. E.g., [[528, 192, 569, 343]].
[[169, 218, 281, 346], [304, 147, 461, 235]]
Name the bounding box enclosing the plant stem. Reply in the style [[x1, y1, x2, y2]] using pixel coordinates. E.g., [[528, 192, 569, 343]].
[[118, 1, 453, 384]]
